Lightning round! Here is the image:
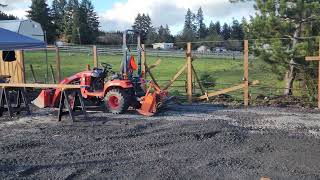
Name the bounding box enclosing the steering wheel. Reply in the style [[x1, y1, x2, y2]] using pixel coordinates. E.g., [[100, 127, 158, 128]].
[[100, 62, 112, 70]]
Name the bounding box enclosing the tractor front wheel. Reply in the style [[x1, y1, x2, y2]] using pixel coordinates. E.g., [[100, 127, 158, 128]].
[[105, 89, 130, 114]]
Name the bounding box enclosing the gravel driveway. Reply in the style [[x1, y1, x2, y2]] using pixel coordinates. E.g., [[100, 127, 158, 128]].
[[0, 104, 319, 179]]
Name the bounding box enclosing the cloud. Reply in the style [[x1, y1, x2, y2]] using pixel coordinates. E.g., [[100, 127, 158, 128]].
[[0, 0, 53, 19], [100, 0, 255, 33], [0, 0, 29, 19]]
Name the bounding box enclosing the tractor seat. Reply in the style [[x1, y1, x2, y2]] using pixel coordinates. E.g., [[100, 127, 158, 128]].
[[91, 68, 106, 78]]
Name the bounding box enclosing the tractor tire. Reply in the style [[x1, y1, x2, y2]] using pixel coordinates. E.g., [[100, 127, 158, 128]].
[[105, 89, 130, 114]]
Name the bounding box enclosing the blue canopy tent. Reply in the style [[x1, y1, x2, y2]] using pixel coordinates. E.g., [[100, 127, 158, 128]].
[[0, 27, 47, 83], [0, 27, 46, 50]]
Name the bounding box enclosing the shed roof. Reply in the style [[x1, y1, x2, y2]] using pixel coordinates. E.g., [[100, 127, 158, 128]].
[[0, 27, 46, 50]]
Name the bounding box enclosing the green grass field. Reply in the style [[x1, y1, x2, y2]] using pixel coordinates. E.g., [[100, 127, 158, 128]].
[[23, 50, 300, 100]]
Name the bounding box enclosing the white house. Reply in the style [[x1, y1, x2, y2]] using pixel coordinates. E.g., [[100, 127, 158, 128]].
[[153, 43, 174, 50], [0, 20, 44, 41]]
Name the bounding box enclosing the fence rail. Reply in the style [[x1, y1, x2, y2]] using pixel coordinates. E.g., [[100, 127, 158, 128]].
[[54, 45, 245, 59]]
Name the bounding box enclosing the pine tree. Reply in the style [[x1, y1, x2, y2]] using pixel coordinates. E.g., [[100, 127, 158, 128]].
[[71, 0, 80, 44], [0, 11, 16, 20], [221, 23, 231, 40], [215, 21, 221, 35], [208, 21, 222, 36], [51, 0, 67, 38], [158, 24, 173, 42], [196, 7, 207, 39], [63, 0, 80, 43], [181, 8, 196, 42], [230, 19, 244, 40], [146, 27, 158, 44], [248, 0, 320, 95], [79, 0, 99, 44], [132, 13, 152, 42], [27, 0, 54, 42]]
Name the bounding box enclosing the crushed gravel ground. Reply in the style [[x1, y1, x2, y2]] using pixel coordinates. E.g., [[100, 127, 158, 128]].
[[0, 104, 320, 179]]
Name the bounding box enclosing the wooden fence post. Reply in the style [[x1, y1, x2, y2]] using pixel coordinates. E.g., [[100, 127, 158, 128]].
[[244, 40, 249, 107], [18, 50, 26, 83], [56, 47, 61, 83], [141, 44, 146, 78], [93, 45, 98, 68], [187, 42, 193, 103]]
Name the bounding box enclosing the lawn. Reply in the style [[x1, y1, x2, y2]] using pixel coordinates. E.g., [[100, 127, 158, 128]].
[[23, 50, 299, 100]]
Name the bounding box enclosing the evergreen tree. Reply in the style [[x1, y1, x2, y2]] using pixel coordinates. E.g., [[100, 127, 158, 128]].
[[63, 0, 80, 43], [241, 17, 249, 39], [221, 23, 231, 40], [248, 0, 320, 95], [205, 21, 223, 48], [208, 21, 222, 36], [79, 0, 99, 44], [0, 11, 16, 20], [230, 19, 244, 40], [215, 21, 221, 34], [27, 0, 55, 42], [146, 27, 159, 44], [51, 0, 67, 38], [196, 7, 207, 39], [181, 8, 196, 42], [158, 25, 173, 42], [132, 13, 152, 42]]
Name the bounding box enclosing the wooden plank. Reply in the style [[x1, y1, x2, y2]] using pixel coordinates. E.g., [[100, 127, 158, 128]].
[[56, 47, 61, 82], [148, 59, 161, 70], [141, 44, 146, 78], [243, 40, 249, 107], [93, 45, 98, 68], [18, 50, 26, 83], [199, 84, 244, 100], [187, 42, 193, 103], [0, 83, 86, 89], [145, 64, 160, 88], [163, 63, 187, 91], [198, 80, 259, 100], [305, 56, 320, 61]]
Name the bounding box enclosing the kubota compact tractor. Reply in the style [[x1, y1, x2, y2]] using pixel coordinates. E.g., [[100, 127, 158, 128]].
[[33, 30, 169, 116]]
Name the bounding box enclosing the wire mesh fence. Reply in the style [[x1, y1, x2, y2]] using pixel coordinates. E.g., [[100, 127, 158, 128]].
[[21, 37, 320, 108]]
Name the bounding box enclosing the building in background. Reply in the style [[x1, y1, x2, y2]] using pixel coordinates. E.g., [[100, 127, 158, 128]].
[[197, 45, 210, 52], [0, 20, 44, 41], [152, 43, 174, 50]]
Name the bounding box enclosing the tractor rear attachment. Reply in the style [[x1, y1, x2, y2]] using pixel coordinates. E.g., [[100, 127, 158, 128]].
[[136, 81, 172, 116]]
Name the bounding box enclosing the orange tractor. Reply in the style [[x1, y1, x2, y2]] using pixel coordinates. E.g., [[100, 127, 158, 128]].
[[33, 30, 170, 116]]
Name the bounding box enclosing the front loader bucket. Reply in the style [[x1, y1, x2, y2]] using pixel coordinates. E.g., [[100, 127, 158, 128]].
[[32, 89, 54, 108]]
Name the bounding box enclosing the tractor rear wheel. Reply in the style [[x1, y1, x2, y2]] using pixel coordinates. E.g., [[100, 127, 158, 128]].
[[105, 89, 130, 114]]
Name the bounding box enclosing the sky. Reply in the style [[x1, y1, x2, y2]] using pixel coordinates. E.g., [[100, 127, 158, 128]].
[[0, 0, 256, 35]]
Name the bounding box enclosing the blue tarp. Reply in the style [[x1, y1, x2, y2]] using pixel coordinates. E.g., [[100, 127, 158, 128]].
[[0, 27, 46, 50]]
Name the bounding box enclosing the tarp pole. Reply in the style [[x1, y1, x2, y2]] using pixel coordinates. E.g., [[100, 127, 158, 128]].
[[44, 31, 49, 84]]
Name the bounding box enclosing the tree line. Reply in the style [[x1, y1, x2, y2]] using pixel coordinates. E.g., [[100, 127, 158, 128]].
[[26, 0, 99, 44], [2, 0, 320, 98], [121, 8, 245, 50]]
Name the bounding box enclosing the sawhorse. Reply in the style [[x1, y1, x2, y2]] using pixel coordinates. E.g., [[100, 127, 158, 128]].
[[58, 89, 88, 122], [0, 87, 31, 117]]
